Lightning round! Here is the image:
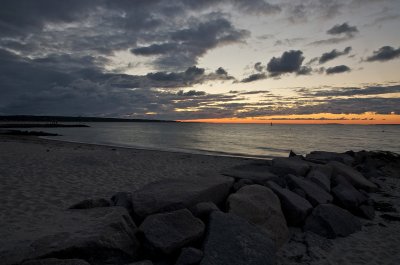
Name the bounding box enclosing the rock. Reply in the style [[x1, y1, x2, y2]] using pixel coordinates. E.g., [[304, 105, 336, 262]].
[[232, 179, 254, 191], [331, 184, 367, 211], [266, 181, 312, 226], [131, 176, 234, 221], [289, 150, 298, 157], [227, 185, 289, 247], [175, 247, 203, 265], [329, 161, 378, 192], [200, 211, 276, 265], [0, 207, 140, 265], [358, 204, 375, 220], [271, 157, 310, 177], [68, 198, 111, 209], [304, 204, 361, 238], [190, 202, 219, 220], [306, 165, 332, 192], [139, 209, 205, 255], [305, 151, 354, 165], [22, 259, 90, 265], [111, 192, 133, 214], [287, 174, 333, 206], [222, 162, 279, 185]]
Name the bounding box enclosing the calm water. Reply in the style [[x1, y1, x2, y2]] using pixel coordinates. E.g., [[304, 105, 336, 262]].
[[38, 122, 400, 159]]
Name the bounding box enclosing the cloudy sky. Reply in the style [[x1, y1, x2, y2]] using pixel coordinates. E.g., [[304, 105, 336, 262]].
[[1, 0, 400, 123]]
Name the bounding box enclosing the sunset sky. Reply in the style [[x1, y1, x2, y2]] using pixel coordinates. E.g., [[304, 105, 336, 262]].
[[1, 0, 399, 123]]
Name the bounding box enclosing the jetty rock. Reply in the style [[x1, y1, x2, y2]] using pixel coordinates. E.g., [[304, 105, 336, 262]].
[[329, 161, 378, 192], [266, 181, 313, 226], [131, 176, 234, 221], [227, 185, 289, 248], [201, 211, 276, 265], [139, 208, 205, 256], [304, 204, 361, 238], [0, 207, 140, 265]]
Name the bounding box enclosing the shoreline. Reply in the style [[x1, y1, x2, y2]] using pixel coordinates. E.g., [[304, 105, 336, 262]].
[[39, 135, 278, 160]]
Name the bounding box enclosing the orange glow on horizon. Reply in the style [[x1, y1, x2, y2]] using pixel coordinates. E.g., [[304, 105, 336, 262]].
[[178, 113, 400, 124]]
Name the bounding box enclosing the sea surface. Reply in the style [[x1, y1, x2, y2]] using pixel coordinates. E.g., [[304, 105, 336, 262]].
[[34, 122, 400, 158]]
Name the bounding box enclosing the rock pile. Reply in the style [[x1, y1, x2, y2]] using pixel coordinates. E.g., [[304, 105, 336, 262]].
[[2, 150, 399, 265]]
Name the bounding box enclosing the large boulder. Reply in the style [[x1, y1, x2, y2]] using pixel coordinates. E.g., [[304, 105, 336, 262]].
[[306, 165, 332, 192], [200, 211, 276, 265], [222, 162, 279, 185], [329, 161, 378, 192], [304, 204, 361, 238], [22, 259, 90, 265], [305, 151, 354, 165], [139, 209, 205, 255], [287, 175, 333, 206], [131, 176, 234, 221], [0, 207, 140, 265], [227, 185, 289, 247], [266, 181, 313, 226], [331, 183, 367, 211], [271, 157, 310, 177]]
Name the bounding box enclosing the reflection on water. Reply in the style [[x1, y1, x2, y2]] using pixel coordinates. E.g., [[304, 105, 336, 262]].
[[39, 122, 400, 158]]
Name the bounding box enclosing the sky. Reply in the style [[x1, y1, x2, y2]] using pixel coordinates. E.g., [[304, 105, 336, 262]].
[[0, 0, 400, 124]]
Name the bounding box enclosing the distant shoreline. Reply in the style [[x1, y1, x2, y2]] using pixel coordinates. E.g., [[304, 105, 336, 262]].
[[0, 115, 177, 123]]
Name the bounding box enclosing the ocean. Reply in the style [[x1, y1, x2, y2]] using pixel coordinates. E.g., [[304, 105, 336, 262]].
[[35, 122, 400, 159]]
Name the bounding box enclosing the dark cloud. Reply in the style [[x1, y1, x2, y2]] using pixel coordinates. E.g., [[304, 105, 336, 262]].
[[241, 73, 267, 83], [131, 17, 249, 69], [325, 65, 351, 74], [254, 62, 264, 72], [176, 90, 206, 97], [215, 67, 228, 75], [366, 46, 400, 62], [319, 47, 352, 64], [266, 50, 309, 76], [327, 23, 358, 36], [309, 23, 358, 46], [299, 85, 400, 97]]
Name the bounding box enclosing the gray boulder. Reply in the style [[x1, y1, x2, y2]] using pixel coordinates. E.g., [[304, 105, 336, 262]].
[[200, 211, 276, 265], [227, 185, 289, 247], [306, 165, 332, 192], [68, 198, 111, 209], [22, 259, 90, 265], [304, 204, 361, 238], [266, 181, 313, 226], [271, 157, 310, 177], [287, 174, 333, 206], [139, 209, 205, 255], [0, 207, 139, 265], [329, 161, 378, 192], [331, 183, 367, 211], [175, 247, 203, 265], [131, 176, 234, 220], [305, 151, 354, 165]]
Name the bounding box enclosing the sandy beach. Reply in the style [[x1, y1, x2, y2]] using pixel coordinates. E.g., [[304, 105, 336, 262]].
[[0, 136, 251, 246], [1, 135, 400, 265]]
